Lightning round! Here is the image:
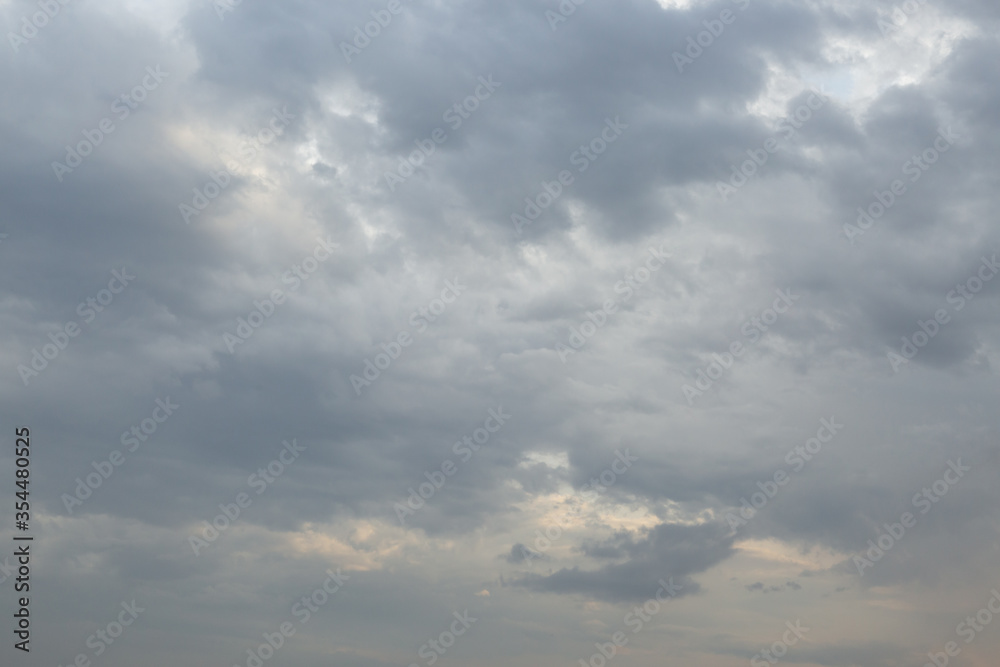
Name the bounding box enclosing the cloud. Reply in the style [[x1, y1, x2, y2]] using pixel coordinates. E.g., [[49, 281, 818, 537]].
[[2, 0, 1000, 664], [745, 580, 802, 593], [505, 543, 549, 564], [513, 522, 734, 602]]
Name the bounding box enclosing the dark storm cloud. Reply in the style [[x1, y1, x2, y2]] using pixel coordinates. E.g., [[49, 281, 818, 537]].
[[505, 542, 549, 564], [513, 521, 734, 601]]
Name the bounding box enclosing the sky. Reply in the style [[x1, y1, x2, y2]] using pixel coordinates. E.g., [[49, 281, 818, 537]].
[[1, 0, 1000, 666]]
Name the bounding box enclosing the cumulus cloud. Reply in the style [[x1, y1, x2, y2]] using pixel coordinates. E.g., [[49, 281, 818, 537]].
[[2, 0, 1000, 664]]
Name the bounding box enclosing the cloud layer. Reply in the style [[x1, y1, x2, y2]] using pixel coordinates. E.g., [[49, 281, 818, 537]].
[[2, 0, 1000, 665]]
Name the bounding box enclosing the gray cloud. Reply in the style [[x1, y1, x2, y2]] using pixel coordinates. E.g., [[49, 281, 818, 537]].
[[2, 0, 1000, 664], [513, 522, 734, 602]]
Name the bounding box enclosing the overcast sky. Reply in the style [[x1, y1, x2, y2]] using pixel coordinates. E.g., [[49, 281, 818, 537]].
[[2, 0, 1000, 665]]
